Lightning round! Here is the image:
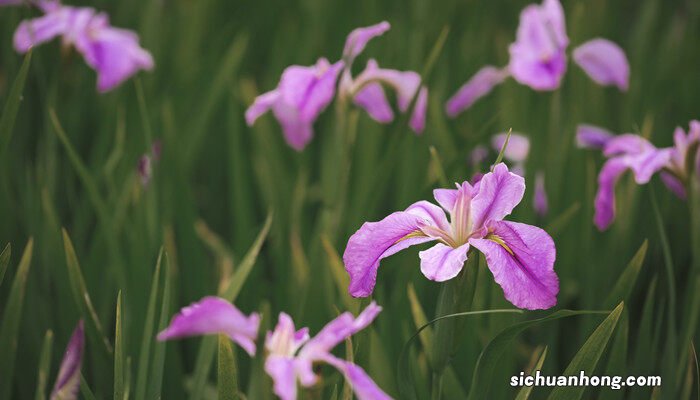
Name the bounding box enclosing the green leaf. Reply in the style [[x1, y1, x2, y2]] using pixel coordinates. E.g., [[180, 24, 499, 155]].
[[80, 374, 98, 400], [146, 251, 172, 399], [114, 291, 125, 400], [0, 51, 31, 157], [604, 240, 648, 308], [515, 347, 548, 400], [601, 311, 629, 400], [548, 302, 625, 400], [0, 238, 34, 400], [492, 128, 512, 167], [407, 283, 434, 365], [135, 248, 164, 400], [321, 235, 358, 313], [34, 330, 54, 400], [466, 309, 608, 400], [62, 229, 113, 354], [217, 335, 239, 400], [398, 309, 525, 400], [428, 146, 449, 188], [0, 243, 10, 288], [190, 214, 272, 400], [545, 202, 581, 237]]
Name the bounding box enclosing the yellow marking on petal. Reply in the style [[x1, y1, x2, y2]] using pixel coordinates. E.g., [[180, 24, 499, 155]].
[[394, 230, 427, 244], [486, 234, 515, 256]]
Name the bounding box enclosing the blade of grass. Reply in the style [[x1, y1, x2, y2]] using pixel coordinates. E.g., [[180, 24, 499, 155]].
[[34, 330, 54, 400], [466, 309, 609, 400], [80, 374, 97, 400], [217, 335, 239, 400], [146, 251, 172, 399], [62, 229, 113, 354], [0, 51, 31, 157], [601, 310, 629, 400], [545, 202, 581, 237], [0, 243, 10, 288], [189, 213, 272, 400], [135, 248, 164, 400], [407, 283, 434, 366], [548, 302, 624, 400], [515, 347, 548, 400], [321, 235, 357, 313], [604, 240, 648, 308], [0, 238, 33, 400], [114, 290, 125, 400], [492, 128, 512, 168]]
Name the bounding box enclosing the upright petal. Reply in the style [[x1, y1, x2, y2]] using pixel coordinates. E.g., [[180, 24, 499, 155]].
[[278, 58, 344, 123], [575, 124, 614, 149], [405, 200, 450, 232], [265, 313, 309, 357], [419, 243, 470, 282], [343, 21, 391, 62], [433, 188, 459, 212], [469, 221, 558, 309], [157, 296, 260, 356], [245, 90, 280, 126], [573, 39, 629, 91], [344, 212, 435, 297], [409, 87, 428, 134], [50, 321, 84, 400], [593, 157, 628, 230], [14, 10, 68, 53], [470, 163, 526, 229], [353, 60, 421, 112], [300, 302, 382, 357], [445, 66, 509, 116], [324, 355, 392, 400], [264, 356, 298, 400], [353, 82, 394, 123], [491, 132, 530, 163]]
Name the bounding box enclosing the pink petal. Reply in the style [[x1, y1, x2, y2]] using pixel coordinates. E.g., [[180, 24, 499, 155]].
[[491, 132, 530, 163], [343, 212, 435, 297], [533, 171, 549, 217], [323, 355, 392, 400], [353, 82, 394, 123], [409, 86, 428, 134], [470, 163, 526, 229], [660, 171, 686, 200], [433, 188, 459, 212], [13, 10, 68, 53], [593, 157, 628, 231], [405, 200, 450, 232], [575, 124, 614, 149], [264, 356, 298, 400], [343, 21, 391, 62], [245, 90, 280, 126], [418, 243, 470, 282], [50, 321, 84, 400], [265, 313, 310, 357], [157, 296, 260, 356], [469, 220, 558, 310], [445, 66, 508, 117], [300, 302, 382, 357], [573, 38, 629, 91]]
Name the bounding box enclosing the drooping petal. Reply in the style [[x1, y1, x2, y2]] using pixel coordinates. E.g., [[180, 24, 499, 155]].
[[344, 212, 435, 297], [575, 124, 614, 149], [157, 296, 260, 356], [50, 321, 84, 400], [470, 163, 526, 229], [353, 59, 421, 112], [593, 157, 628, 231], [343, 21, 391, 62], [491, 132, 530, 163], [300, 302, 382, 358], [445, 66, 509, 116], [272, 101, 315, 151], [660, 171, 687, 199], [469, 220, 558, 310], [533, 171, 549, 217], [323, 355, 392, 400], [602, 134, 671, 183], [409, 86, 428, 134], [353, 82, 394, 123], [13, 10, 68, 53], [245, 90, 280, 125], [264, 355, 298, 400], [419, 243, 470, 282], [573, 38, 629, 91]]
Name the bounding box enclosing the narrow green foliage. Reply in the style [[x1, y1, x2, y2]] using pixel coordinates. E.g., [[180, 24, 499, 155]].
[[135, 248, 164, 400], [0, 50, 31, 157], [429, 146, 449, 188], [515, 347, 548, 400], [114, 290, 125, 400], [322, 236, 357, 313], [218, 335, 239, 400], [0, 238, 33, 400], [62, 229, 113, 354], [492, 128, 512, 167], [545, 202, 581, 237], [604, 240, 648, 308], [146, 251, 172, 399], [548, 302, 625, 400], [407, 283, 434, 365], [80, 374, 97, 400], [34, 330, 54, 400], [0, 243, 10, 288], [601, 311, 629, 400]]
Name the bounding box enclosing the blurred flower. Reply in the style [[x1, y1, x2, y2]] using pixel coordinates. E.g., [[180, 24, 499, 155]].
[[247, 21, 428, 150], [12, 1, 154, 92], [468, 145, 489, 168], [533, 171, 549, 217], [446, 0, 629, 116], [344, 163, 559, 310], [157, 296, 260, 356], [661, 121, 700, 199], [575, 124, 614, 149], [265, 302, 390, 400], [50, 320, 84, 400], [491, 132, 530, 176], [245, 58, 344, 151]]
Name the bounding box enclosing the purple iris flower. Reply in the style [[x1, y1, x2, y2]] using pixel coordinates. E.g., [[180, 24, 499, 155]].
[[246, 22, 428, 151], [12, 1, 154, 92], [661, 121, 700, 199], [343, 163, 559, 310], [264, 302, 390, 400], [446, 0, 629, 116], [576, 124, 614, 150], [157, 296, 261, 356], [50, 320, 84, 400], [491, 132, 530, 177]]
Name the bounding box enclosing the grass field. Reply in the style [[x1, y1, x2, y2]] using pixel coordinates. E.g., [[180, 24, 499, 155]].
[[0, 0, 699, 399]]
